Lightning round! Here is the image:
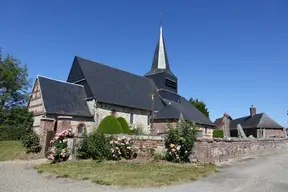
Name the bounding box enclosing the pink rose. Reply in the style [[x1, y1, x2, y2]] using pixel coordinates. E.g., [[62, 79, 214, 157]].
[[176, 146, 181, 151], [171, 149, 175, 152], [125, 142, 129, 145], [110, 140, 114, 144], [115, 141, 118, 144], [170, 144, 175, 148]]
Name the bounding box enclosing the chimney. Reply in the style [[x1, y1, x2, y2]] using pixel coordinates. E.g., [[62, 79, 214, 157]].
[[250, 105, 256, 117]]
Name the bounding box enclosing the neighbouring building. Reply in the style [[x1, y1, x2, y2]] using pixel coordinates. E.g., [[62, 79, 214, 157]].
[[28, 23, 215, 151], [214, 105, 284, 138]]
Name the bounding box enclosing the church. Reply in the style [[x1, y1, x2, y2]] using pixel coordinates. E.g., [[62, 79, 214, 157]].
[[28, 25, 215, 137]]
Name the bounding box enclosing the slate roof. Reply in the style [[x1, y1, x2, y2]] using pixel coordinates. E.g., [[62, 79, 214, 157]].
[[154, 94, 215, 126], [38, 76, 92, 117], [229, 113, 283, 130], [71, 56, 157, 111]]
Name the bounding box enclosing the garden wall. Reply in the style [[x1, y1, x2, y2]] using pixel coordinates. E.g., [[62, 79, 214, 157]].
[[129, 136, 288, 164], [195, 138, 288, 164]]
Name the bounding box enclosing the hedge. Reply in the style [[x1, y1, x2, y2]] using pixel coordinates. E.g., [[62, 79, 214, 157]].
[[213, 130, 224, 138], [117, 117, 130, 134], [98, 116, 124, 134]]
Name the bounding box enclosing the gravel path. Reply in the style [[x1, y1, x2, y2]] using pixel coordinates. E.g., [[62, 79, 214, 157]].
[[1, 151, 288, 192]]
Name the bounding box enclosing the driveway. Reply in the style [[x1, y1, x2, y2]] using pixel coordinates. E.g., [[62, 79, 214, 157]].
[[1, 151, 288, 192]]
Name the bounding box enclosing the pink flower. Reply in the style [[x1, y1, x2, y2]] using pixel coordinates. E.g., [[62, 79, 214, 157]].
[[170, 144, 175, 148], [176, 146, 181, 151], [47, 153, 54, 160], [171, 149, 175, 152], [115, 141, 118, 144], [55, 136, 59, 140], [122, 136, 126, 140], [111, 149, 114, 152], [125, 142, 129, 145], [115, 147, 119, 150], [61, 149, 66, 157], [110, 140, 114, 144], [117, 137, 121, 141]]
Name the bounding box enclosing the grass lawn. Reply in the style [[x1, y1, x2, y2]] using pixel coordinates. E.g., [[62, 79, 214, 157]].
[[0, 141, 43, 161], [35, 160, 217, 187]]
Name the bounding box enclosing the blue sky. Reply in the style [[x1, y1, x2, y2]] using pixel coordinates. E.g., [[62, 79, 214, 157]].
[[1, 0, 288, 125]]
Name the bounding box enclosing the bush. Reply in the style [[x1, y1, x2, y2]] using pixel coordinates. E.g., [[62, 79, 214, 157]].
[[75, 128, 90, 159], [47, 129, 74, 163], [22, 127, 41, 153], [165, 114, 198, 163], [98, 116, 123, 134], [109, 136, 134, 160], [117, 117, 130, 134], [213, 130, 224, 138], [152, 147, 167, 161], [76, 130, 111, 160], [0, 107, 33, 141]]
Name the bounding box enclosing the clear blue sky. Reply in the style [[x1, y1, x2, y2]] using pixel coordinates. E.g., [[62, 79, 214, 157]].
[[1, 0, 288, 126]]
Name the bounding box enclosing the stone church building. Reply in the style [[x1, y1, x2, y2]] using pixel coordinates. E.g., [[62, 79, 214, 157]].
[[28, 25, 215, 145]]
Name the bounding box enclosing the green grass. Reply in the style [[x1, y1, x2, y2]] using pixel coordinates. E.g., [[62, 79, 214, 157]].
[[35, 160, 217, 187], [0, 141, 43, 161]]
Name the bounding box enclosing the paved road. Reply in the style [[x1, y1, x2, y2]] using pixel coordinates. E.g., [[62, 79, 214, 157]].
[[1, 152, 288, 192]]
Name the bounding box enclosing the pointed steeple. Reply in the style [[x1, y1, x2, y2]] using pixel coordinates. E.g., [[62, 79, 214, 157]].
[[144, 17, 178, 93], [145, 21, 175, 77]]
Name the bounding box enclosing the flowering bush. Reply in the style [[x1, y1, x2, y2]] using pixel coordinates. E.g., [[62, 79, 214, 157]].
[[110, 136, 134, 160], [47, 129, 73, 163], [22, 127, 41, 153], [165, 114, 198, 163]]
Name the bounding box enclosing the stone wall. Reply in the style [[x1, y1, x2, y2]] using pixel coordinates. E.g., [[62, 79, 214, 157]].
[[195, 138, 288, 164], [127, 137, 288, 164]]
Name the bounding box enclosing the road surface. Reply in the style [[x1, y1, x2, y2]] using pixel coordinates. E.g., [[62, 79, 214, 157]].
[[1, 151, 288, 192]]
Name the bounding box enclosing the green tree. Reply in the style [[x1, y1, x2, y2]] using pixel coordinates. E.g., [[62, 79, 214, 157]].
[[0, 50, 31, 110], [188, 98, 210, 118]]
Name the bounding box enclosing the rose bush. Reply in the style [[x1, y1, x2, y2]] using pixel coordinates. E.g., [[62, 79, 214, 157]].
[[165, 114, 198, 163], [110, 136, 134, 160], [47, 129, 74, 163]]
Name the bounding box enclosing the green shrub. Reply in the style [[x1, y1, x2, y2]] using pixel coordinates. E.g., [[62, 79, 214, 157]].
[[213, 130, 224, 138], [75, 128, 90, 159], [22, 127, 41, 153], [0, 107, 33, 141], [98, 116, 123, 134], [153, 147, 167, 161], [76, 130, 111, 160], [117, 117, 130, 134], [165, 114, 198, 163]]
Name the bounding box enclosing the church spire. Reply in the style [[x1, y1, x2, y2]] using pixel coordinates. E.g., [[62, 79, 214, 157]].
[[144, 15, 175, 77]]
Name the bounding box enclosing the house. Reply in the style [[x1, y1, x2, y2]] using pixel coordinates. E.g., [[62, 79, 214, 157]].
[[214, 105, 284, 138], [28, 24, 215, 139]]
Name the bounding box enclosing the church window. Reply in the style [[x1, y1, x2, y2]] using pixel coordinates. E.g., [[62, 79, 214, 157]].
[[77, 123, 86, 136], [111, 109, 116, 117], [130, 113, 134, 124]]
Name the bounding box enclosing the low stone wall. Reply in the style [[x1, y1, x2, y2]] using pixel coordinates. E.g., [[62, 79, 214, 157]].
[[195, 138, 288, 164]]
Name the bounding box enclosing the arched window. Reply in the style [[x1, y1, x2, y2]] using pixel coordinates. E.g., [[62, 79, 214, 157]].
[[77, 123, 86, 136]]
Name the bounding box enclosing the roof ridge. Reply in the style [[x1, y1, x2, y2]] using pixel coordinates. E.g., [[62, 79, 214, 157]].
[[37, 75, 84, 88], [75, 56, 152, 82]]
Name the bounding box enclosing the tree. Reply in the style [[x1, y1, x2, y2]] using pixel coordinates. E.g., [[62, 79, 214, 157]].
[[0, 50, 31, 110], [188, 98, 210, 118]]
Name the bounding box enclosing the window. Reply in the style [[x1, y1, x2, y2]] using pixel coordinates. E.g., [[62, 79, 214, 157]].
[[111, 109, 116, 117], [130, 113, 134, 124], [77, 123, 86, 136]]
